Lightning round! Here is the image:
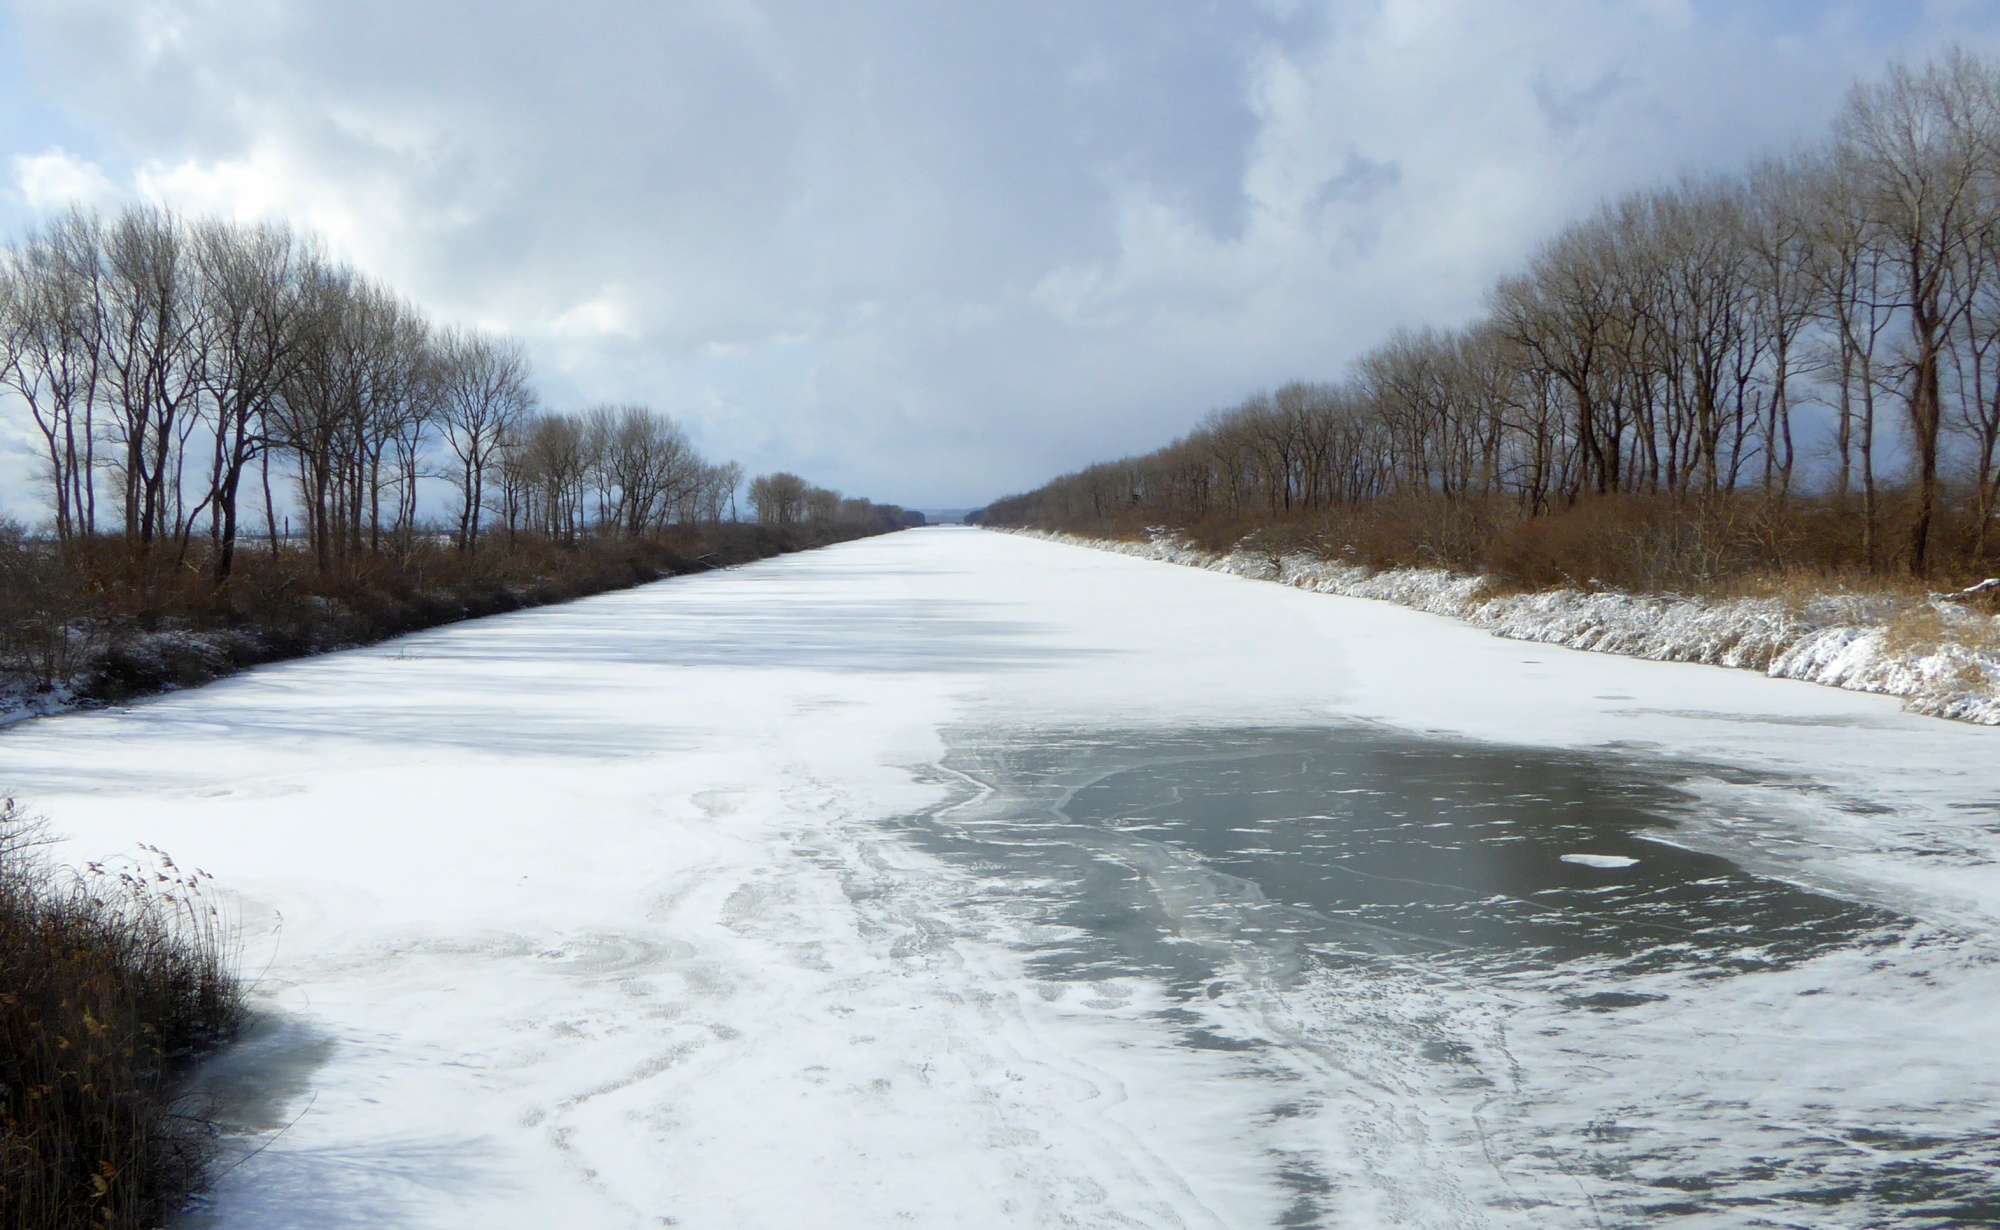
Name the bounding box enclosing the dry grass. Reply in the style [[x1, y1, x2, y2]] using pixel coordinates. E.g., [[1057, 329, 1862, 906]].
[[1882, 602, 2000, 659], [1, 799, 243, 1229], [1051, 489, 2000, 602]]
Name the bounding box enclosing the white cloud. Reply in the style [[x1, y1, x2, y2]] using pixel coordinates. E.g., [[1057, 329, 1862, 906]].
[[546, 290, 645, 343], [5, 0, 2000, 505], [10, 147, 117, 212]]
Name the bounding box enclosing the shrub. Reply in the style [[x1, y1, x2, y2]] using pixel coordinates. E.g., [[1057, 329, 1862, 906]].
[[0, 800, 242, 1229]]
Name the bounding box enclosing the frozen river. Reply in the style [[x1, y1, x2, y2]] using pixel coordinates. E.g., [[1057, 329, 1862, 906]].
[[3, 527, 1998, 1227]]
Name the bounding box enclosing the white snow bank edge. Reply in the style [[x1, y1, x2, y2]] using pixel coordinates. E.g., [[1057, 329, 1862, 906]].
[[1006, 528, 2000, 726]]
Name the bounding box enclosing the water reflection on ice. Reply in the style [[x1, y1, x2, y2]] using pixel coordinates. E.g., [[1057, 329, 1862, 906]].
[[898, 726, 2000, 1228]]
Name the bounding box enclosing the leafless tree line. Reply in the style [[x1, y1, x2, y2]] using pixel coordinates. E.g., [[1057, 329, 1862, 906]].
[[494, 405, 743, 546], [0, 206, 757, 580], [989, 49, 2000, 575], [746, 471, 911, 534]]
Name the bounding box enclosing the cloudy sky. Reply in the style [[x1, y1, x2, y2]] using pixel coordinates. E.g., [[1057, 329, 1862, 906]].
[[3, 0, 2000, 511]]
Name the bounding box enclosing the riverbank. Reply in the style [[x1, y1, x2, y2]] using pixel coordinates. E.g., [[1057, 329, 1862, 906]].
[[0, 522, 900, 727], [1005, 527, 2000, 726]]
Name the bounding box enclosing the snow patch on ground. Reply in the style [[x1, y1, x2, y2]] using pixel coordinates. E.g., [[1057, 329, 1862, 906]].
[[1015, 528, 2000, 725]]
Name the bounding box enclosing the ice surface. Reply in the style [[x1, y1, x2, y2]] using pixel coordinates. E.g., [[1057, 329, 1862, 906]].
[[0, 527, 1995, 1227]]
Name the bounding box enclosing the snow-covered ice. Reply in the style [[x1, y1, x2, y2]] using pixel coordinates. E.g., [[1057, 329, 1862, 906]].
[[1560, 853, 1640, 868], [1, 527, 1997, 1227], [1018, 528, 2000, 725]]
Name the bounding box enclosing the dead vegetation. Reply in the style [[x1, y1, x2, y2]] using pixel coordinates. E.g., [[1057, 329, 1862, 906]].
[[0, 799, 242, 1230], [1041, 490, 1997, 599]]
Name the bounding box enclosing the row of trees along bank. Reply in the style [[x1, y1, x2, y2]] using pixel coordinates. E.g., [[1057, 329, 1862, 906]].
[[981, 50, 2000, 588], [0, 205, 914, 701]]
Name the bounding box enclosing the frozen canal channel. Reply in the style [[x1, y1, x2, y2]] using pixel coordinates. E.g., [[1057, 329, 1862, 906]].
[[3, 527, 1998, 1227]]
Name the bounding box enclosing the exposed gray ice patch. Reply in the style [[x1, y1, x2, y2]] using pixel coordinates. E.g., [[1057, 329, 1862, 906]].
[[893, 723, 1999, 1227]]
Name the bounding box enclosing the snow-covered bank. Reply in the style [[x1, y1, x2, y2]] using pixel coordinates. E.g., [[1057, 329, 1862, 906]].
[[0, 531, 896, 732], [1011, 527, 2000, 725]]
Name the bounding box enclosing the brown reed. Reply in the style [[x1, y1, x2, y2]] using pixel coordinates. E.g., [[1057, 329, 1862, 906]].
[[1, 799, 243, 1230]]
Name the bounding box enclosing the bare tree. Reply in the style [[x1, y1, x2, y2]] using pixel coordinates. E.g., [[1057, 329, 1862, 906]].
[[749, 472, 808, 527], [436, 329, 535, 555], [1836, 50, 1996, 573], [97, 206, 206, 550], [191, 219, 311, 580], [0, 209, 105, 541]]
